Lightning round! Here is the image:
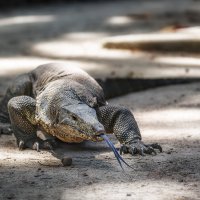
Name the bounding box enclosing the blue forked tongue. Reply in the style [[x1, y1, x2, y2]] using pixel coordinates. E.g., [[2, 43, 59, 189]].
[[99, 134, 133, 170]]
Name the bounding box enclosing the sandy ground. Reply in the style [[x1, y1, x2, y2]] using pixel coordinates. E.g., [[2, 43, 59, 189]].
[[0, 82, 200, 200]]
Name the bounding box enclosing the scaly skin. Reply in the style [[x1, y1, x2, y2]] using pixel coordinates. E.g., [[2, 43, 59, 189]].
[[0, 63, 162, 155]]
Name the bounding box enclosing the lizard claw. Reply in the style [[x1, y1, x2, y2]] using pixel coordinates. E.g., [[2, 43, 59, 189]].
[[147, 143, 162, 152], [120, 140, 162, 156], [129, 146, 138, 155], [145, 146, 157, 155], [18, 140, 25, 150], [17, 138, 58, 151], [139, 147, 145, 156], [43, 141, 53, 150], [33, 142, 40, 152], [120, 145, 128, 155], [43, 139, 57, 150]]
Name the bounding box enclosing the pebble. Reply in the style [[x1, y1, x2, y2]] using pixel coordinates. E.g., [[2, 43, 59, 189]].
[[61, 157, 72, 166], [82, 172, 88, 177]]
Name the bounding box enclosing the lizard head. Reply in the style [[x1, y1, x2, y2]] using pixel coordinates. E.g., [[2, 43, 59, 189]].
[[57, 104, 105, 141]]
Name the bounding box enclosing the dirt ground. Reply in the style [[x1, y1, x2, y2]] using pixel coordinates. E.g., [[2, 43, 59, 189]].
[[0, 0, 200, 199], [0, 83, 200, 200]]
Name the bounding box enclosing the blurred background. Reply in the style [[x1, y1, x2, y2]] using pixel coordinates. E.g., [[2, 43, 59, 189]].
[[0, 0, 200, 98]]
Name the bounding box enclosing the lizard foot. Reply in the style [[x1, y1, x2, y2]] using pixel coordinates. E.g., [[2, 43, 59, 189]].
[[17, 138, 57, 151], [120, 139, 162, 156]]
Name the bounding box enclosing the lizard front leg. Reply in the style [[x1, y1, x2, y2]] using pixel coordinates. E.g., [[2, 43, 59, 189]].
[[0, 73, 33, 134], [97, 105, 162, 156], [8, 96, 56, 151]]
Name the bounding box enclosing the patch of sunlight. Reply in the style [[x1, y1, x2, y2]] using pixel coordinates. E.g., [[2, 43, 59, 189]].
[[138, 64, 200, 78], [106, 16, 134, 26], [0, 147, 60, 167], [0, 56, 117, 79], [142, 108, 200, 123], [0, 15, 55, 27], [138, 108, 200, 139], [32, 40, 137, 59], [104, 32, 200, 43], [61, 32, 107, 41], [0, 57, 56, 76], [154, 56, 200, 66], [143, 126, 200, 140], [0, 149, 43, 160], [179, 26, 200, 34], [33, 42, 90, 57], [61, 181, 196, 200]]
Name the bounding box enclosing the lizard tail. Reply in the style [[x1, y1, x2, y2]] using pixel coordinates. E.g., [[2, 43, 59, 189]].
[[100, 134, 133, 170]]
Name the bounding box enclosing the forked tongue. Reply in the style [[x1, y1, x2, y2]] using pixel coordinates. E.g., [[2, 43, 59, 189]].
[[99, 134, 133, 170]]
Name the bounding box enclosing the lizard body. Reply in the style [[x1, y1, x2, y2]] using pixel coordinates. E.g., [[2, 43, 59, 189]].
[[0, 63, 161, 155]]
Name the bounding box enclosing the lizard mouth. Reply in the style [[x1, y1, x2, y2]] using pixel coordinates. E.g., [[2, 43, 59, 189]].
[[58, 123, 104, 141], [92, 130, 105, 140]]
